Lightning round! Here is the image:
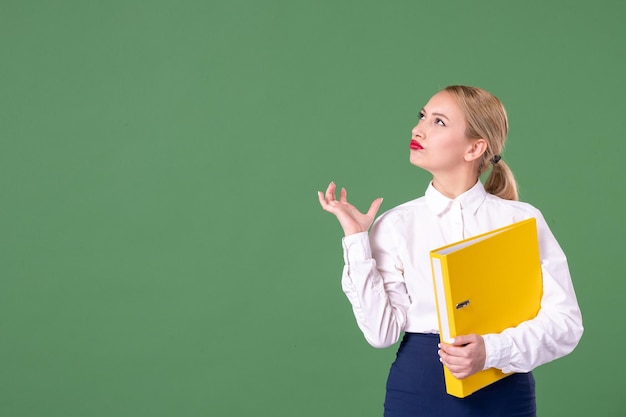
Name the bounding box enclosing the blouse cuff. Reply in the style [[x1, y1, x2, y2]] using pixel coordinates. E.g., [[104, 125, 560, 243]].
[[341, 232, 372, 264], [482, 333, 513, 370]]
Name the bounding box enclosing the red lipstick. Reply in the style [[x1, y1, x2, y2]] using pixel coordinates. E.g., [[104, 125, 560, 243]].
[[410, 139, 423, 150]]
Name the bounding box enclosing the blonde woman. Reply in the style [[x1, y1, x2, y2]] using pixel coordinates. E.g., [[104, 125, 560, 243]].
[[318, 85, 583, 417]]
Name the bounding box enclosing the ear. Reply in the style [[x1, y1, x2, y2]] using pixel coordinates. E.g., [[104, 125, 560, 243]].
[[464, 138, 487, 162]]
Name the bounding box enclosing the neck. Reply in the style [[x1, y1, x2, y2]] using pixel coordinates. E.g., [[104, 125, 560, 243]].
[[431, 174, 479, 199]]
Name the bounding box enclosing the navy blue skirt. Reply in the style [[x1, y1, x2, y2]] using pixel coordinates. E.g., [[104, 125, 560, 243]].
[[385, 333, 536, 417]]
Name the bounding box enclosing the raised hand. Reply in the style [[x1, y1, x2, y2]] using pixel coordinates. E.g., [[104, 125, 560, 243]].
[[318, 181, 383, 236]]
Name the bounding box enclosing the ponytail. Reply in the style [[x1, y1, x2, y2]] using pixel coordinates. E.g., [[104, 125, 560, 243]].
[[484, 157, 518, 201]]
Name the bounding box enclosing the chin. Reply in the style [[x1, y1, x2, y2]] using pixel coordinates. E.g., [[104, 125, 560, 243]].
[[409, 155, 424, 168]]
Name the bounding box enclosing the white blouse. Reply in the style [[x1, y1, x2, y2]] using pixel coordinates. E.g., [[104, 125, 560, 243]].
[[340, 181, 583, 373]]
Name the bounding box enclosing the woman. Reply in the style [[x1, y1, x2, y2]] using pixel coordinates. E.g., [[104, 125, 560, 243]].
[[317, 85, 583, 416]]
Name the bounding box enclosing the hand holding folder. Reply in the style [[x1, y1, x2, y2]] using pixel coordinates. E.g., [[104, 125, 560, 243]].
[[438, 333, 486, 381], [430, 218, 542, 398]]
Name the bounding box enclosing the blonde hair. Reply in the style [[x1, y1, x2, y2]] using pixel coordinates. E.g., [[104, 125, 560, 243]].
[[443, 85, 519, 201]]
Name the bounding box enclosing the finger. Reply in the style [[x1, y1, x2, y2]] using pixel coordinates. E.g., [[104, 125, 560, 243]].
[[439, 347, 459, 363], [444, 356, 477, 380], [325, 181, 336, 202], [440, 350, 466, 366], [441, 356, 465, 370], [440, 356, 466, 379], [367, 197, 384, 219], [450, 369, 471, 380], [452, 334, 476, 346], [339, 187, 347, 203], [439, 343, 467, 359], [317, 191, 328, 209]]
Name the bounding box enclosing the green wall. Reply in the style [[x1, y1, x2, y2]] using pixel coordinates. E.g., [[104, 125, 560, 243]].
[[2, 1, 624, 416]]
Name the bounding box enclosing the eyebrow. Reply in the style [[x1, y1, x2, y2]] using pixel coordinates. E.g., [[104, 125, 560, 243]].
[[421, 109, 450, 120]]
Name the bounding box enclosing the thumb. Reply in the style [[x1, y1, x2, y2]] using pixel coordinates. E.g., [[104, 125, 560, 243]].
[[451, 334, 477, 346], [367, 197, 384, 219]]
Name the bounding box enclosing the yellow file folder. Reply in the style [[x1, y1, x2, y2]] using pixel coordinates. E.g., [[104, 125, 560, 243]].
[[430, 218, 543, 398]]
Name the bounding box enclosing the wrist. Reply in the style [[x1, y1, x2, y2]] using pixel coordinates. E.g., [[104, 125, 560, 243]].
[[343, 228, 366, 237]]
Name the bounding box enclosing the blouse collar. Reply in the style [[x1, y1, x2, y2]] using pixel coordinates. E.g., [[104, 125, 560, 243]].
[[425, 180, 487, 216]]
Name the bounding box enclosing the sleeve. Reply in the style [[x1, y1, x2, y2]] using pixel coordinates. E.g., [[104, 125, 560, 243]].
[[340, 216, 412, 348], [482, 210, 584, 373]]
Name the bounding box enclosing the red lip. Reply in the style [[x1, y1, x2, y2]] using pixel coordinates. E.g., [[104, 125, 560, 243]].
[[410, 139, 423, 150]]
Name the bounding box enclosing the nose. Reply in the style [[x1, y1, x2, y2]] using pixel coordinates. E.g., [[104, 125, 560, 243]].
[[412, 122, 424, 139]]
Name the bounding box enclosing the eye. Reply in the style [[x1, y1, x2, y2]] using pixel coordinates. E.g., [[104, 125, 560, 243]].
[[435, 118, 446, 126], [418, 111, 425, 120]]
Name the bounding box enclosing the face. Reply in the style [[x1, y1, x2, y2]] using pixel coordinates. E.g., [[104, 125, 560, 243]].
[[409, 91, 476, 176]]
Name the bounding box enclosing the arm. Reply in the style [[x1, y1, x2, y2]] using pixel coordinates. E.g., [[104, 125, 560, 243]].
[[319, 182, 410, 348], [481, 211, 583, 373], [341, 224, 411, 348], [439, 211, 584, 378]]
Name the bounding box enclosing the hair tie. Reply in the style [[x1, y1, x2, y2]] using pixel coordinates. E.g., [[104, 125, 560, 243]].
[[490, 155, 502, 165]]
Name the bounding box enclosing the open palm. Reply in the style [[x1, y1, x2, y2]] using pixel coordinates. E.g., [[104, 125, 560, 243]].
[[318, 182, 383, 236]]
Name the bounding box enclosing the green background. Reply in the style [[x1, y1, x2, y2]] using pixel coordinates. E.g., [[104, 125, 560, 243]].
[[2, 1, 624, 416]]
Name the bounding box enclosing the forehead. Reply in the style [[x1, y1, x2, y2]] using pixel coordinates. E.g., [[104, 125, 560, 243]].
[[424, 91, 465, 120]]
